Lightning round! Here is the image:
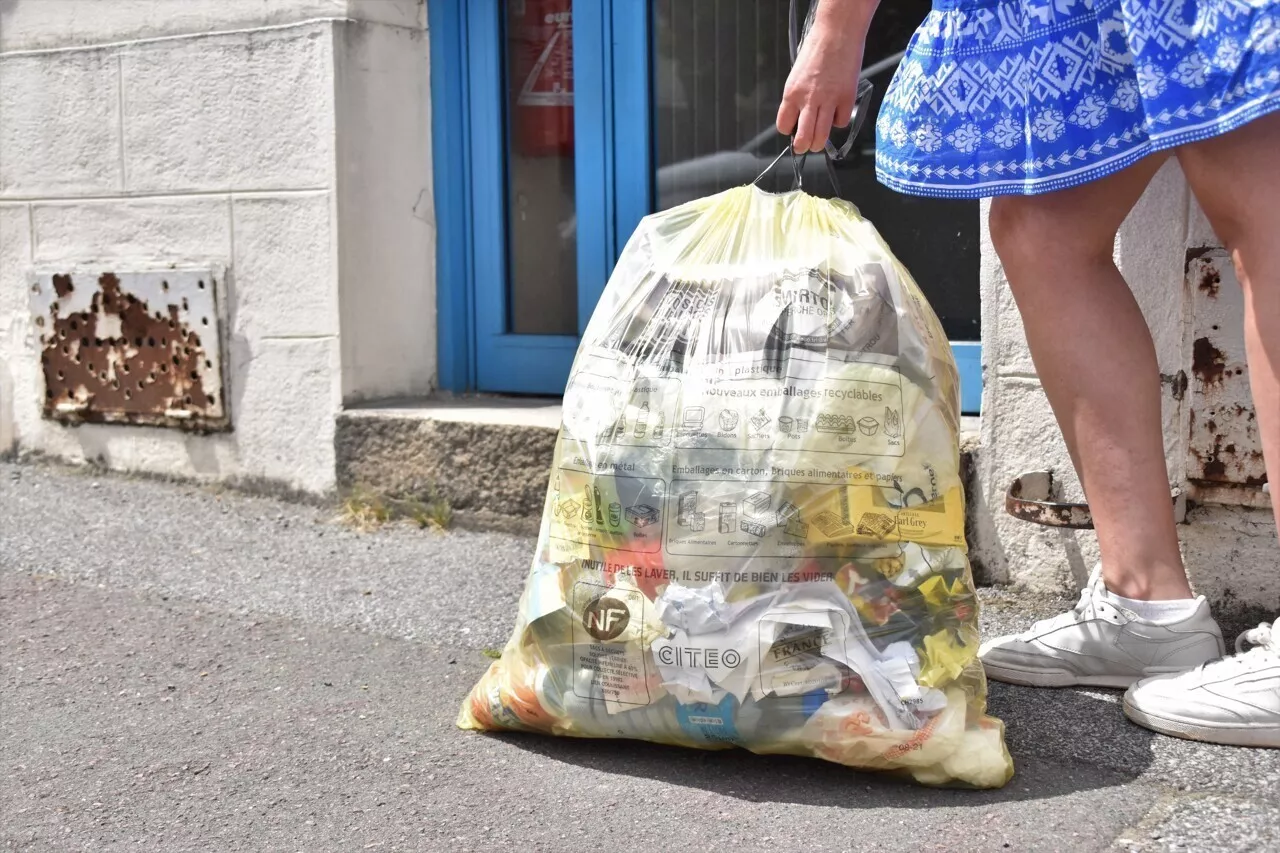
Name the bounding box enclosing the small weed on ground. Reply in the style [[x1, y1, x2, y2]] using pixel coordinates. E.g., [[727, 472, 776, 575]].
[[338, 485, 452, 533], [340, 487, 392, 532], [408, 494, 453, 531]]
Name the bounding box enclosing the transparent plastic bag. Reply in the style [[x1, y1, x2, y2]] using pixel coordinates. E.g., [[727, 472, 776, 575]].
[[458, 186, 1014, 788]]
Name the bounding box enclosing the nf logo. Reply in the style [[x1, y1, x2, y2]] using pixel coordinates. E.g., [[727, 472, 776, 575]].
[[583, 597, 631, 641]]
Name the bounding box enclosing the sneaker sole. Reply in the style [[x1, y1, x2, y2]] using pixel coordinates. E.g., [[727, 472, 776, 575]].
[[1123, 699, 1280, 748], [981, 660, 1177, 690]]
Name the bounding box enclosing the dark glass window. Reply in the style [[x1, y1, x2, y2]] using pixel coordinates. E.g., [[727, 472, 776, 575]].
[[651, 0, 980, 341]]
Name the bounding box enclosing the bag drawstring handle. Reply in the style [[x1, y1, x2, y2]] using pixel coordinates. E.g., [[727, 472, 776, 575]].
[[753, 0, 876, 195]]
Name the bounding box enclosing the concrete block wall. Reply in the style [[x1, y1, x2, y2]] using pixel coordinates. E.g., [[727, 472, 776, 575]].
[[973, 162, 1278, 612], [0, 0, 432, 494]]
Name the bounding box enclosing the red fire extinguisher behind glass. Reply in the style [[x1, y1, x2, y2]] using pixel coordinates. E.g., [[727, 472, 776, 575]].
[[510, 0, 574, 157]]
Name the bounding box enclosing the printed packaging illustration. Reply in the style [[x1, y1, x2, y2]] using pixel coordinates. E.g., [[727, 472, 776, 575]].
[[459, 186, 1014, 788]]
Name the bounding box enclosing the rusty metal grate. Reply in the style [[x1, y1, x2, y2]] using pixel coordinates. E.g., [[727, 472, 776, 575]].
[[29, 269, 229, 431], [1184, 250, 1267, 507]]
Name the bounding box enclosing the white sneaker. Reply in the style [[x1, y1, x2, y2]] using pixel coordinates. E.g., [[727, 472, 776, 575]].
[[980, 569, 1225, 688], [1124, 622, 1280, 748]]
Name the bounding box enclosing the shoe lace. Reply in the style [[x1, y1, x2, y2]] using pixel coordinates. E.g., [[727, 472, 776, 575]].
[[1028, 568, 1107, 634], [1233, 622, 1277, 658]]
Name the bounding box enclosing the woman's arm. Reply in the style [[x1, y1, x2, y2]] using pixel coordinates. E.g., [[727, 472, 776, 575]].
[[776, 0, 880, 153]]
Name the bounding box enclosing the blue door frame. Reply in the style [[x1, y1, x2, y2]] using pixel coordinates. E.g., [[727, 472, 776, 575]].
[[429, 0, 982, 413]]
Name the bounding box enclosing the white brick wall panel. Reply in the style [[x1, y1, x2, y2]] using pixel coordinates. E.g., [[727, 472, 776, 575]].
[[231, 193, 339, 339], [333, 20, 434, 401], [232, 336, 339, 492], [1116, 161, 1190, 375], [0, 203, 33, 453], [31, 197, 231, 263], [0, 51, 122, 196], [0, 203, 32, 334], [121, 27, 333, 192], [0, 1, 425, 52]]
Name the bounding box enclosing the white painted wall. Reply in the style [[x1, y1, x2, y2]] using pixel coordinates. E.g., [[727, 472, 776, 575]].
[[334, 18, 435, 402], [974, 163, 1279, 610], [0, 0, 426, 51], [0, 0, 433, 494]]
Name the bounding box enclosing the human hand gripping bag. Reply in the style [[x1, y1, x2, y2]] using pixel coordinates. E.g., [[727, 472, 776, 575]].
[[458, 185, 1014, 788]]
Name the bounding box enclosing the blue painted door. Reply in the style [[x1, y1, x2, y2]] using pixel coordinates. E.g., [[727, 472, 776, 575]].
[[450, 0, 649, 395], [462, 0, 587, 393]]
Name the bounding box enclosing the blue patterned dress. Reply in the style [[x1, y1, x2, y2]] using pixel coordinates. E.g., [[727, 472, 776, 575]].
[[875, 0, 1280, 198]]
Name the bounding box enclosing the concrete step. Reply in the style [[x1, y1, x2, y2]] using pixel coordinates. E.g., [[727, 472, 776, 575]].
[[336, 395, 981, 537], [336, 396, 563, 534]]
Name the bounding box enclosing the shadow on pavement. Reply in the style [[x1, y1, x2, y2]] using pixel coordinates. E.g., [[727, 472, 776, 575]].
[[487, 685, 1154, 807], [985, 681, 1159, 781]]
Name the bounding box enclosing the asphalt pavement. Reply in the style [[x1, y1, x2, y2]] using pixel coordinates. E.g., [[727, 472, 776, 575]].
[[2, 460, 1277, 853]]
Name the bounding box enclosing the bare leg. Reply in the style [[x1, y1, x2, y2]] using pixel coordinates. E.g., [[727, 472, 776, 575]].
[[1178, 113, 1280, 537], [989, 155, 1194, 600]]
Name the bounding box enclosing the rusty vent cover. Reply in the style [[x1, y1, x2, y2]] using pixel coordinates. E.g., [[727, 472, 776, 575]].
[[29, 269, 229, 431], [1185, 250, 1267, 506]]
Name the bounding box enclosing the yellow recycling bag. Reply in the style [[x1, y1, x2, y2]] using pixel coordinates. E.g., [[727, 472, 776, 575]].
[[458, 185, 1013, 789]]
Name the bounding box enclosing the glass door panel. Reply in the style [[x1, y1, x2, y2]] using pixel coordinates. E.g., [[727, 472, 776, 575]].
[[505, 1, 578, 335]]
